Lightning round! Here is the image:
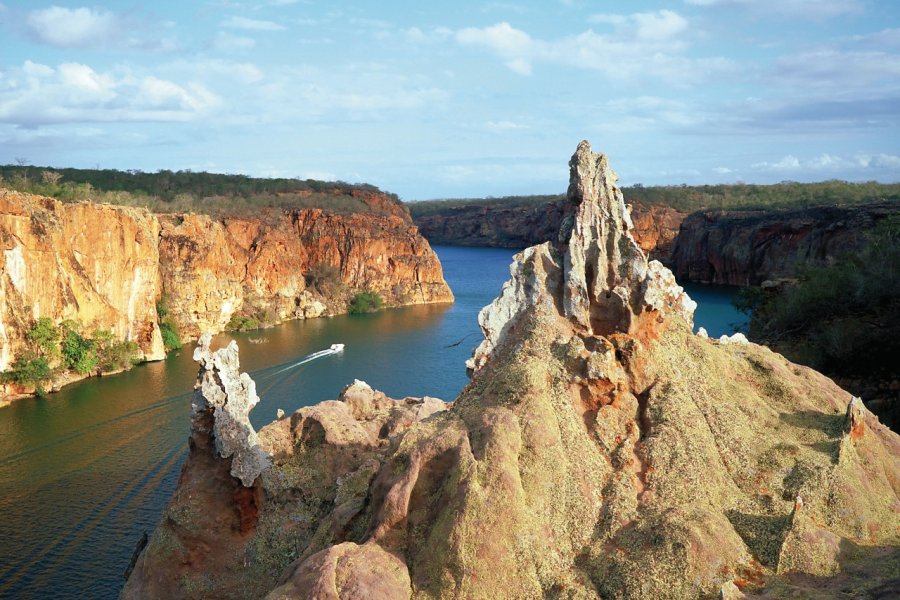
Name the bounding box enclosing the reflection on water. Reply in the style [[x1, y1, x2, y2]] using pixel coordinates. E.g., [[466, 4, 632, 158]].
[[0, 246, 745, 599]]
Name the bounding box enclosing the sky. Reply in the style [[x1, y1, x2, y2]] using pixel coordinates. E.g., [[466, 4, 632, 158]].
[[0, 1, 898, 200]]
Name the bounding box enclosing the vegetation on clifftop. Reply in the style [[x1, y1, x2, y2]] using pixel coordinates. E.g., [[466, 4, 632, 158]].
[[409, 180, 900, 216], [0, 165, 400, 217]]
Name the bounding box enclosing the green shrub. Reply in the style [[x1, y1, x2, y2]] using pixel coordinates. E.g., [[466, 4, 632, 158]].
[[60, 321, 98, 374], [27, 318, 60, 360], [157, 298, 182, 351], [1, 352, 52, 395], [349, 291, 384, 314], [739, 215, 900, 374], [160, 321, 182, 352], [92, 329, 140, 372], [226, 315, 260, 332]]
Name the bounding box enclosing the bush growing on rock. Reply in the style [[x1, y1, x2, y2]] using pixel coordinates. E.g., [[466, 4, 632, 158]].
[[156, 298, 182, 352], [226, 315, 261, 332], [348, 291, 384, 314], [60, 321, 98, 375], [0, 352, 52, 395]]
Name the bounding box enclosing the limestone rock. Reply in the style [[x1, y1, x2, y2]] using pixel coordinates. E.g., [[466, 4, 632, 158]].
[[718, 332, 749, 345], [467, 243, 561, 372], [192, 333, 269, 487]]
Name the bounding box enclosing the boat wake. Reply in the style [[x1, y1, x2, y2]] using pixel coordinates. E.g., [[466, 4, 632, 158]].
[[263, 343, 344, 379]]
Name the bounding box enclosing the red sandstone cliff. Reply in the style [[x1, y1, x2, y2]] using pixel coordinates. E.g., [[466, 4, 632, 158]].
[[158, 208, 453, 338], [0, 188, 452, 402], [0, 190, 165, 377]]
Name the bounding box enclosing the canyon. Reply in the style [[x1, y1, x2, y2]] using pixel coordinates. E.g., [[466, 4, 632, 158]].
[[412, 197, 898, 286], [0, 188, 451, 403], [123, 142, 899, 599]]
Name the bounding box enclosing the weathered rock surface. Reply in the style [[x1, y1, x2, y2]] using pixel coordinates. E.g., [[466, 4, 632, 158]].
[[158, 208, 453, 339], [124, 142, 899, 599], [411, 198, 684, 262], [192, 333, 270, 486], [0, 190, 165, 375], [668, 203, 899, 286]]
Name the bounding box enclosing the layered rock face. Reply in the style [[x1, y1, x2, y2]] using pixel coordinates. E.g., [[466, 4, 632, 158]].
[[669, 203, 899, 285], [124, 142, 899, 599], [0, 190, 165, 373], [411, 199, 684, 262], [158, 208, 453, 338]]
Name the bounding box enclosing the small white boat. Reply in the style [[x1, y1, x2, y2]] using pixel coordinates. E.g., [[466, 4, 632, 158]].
[[330, 343, 345, 353]]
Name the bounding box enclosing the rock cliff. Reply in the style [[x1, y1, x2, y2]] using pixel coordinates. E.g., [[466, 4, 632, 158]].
[[123, 142, 899, 599], [0, 190, 165, 375], [411, 199, 684, 262], [668, 203, 899, 286], [0, 188, 452, 402], [159, 208, 452, 339]]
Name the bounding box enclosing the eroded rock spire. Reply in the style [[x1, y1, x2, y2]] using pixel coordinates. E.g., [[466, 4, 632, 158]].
[[469, 140, 695, 371], [192, 333, 270, 486]]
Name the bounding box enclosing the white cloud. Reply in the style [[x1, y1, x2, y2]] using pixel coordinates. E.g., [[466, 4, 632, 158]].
[[590, 9, 688, 42], [774, 50, 900, 89], [684, 0, 863, 19], [455, 14, 731, 83], [221, 16, 285, 31], [713, 167, 733, 174], [26, 6, 119, 48], [485, 120, 529, 131], [212, 32, 257, 51], [0, 61, 220, 127], [403, 26, 453, 44], [753, 152, 900, 173]]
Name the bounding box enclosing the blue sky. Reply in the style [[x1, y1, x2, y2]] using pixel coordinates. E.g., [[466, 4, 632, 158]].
[[0, 0, 898, 199]]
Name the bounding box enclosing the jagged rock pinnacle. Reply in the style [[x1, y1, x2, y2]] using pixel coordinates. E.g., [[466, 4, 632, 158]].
[[192, 333, 270, 486], [468, 140, 695, 371]]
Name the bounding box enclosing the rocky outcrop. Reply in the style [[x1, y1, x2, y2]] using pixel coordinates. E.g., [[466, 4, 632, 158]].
[[124, 142, 900, 599], [158, 208, 453, 339], [668, 203, 899, 285], [0, 190, 165, 375], [411, 199, 684, 262]]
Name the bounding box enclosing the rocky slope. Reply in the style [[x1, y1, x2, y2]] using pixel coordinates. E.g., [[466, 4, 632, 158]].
[[0, 190, 165, 373], [412, 200, 684, 262], [0, 188, 452, 401], [123, 142, 899, 599], [668, 203, 899, 286]]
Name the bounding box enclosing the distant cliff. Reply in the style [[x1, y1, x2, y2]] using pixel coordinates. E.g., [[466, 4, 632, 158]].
[[0, 188, 452, 402], [668, 203, 899, 286], [412, 199, 685, 262], [413, 198, 900, 287]]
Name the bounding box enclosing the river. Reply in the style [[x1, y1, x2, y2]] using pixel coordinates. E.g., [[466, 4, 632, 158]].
[[0, 246, 746, 599]]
